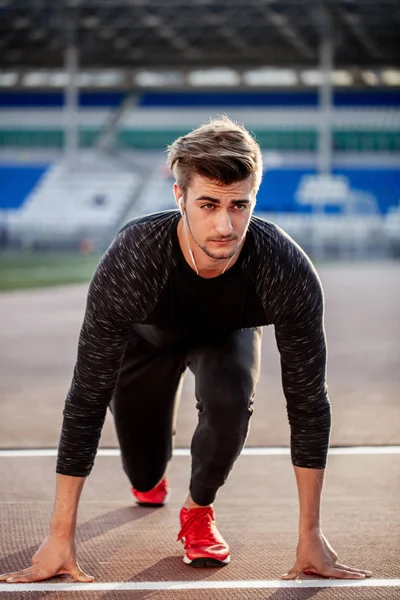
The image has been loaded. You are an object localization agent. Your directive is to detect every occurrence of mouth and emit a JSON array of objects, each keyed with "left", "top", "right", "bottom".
[{"left": 209, "top": 238, "right": 236, "bottom": 245}]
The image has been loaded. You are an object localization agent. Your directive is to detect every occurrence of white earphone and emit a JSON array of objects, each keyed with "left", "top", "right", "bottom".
[{"left": 179, "top": 199, "right": 199, "bottom": 274}]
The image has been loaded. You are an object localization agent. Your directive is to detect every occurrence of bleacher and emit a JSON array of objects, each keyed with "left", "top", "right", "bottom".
[
  {"left": 122, "top": 164, "right": 398, "bottom": 258},
  {"left": 0, "top": 89, "right": 399, "bottom": 256},
  {"left": 257, "top": 167, "right": 400, "bottom": 215},
  {"left": 0, "top": 90, "right": 399, "bottom": 152},
  {"left": 0, "top": 164, "right": 48, "bottom": 210},
  {"left": 3, "top": 153, "right": 140, "bottom": 249}
]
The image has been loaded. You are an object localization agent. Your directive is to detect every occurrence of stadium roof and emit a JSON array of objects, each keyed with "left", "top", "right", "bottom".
[{"left": 0, "top": 0, "right": 399, "bottom": 72}]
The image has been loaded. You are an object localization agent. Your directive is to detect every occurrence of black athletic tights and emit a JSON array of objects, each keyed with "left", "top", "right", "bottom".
[{"left": 110, "top": 324, "right": 262, "bottom": 506}]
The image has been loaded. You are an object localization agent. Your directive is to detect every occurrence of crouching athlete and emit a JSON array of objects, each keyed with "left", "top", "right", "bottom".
[{"left": 1, "top": 117, "right": 371, "bottom": 583}]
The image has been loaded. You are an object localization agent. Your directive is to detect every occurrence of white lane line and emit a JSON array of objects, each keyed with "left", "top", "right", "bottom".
[
  {"left": 0, "top": 446, "right": 399, "bottom": 458},
  {"left": 0, "top": 579, "right": 399, "bottom": 592}
]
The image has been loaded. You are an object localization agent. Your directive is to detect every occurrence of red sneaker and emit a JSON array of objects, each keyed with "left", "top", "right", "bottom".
[
  {"left": 132, "top": 478, "right": 170, "bottom": 507},
  {"left": 177, "top": 506, "right": 230, "bottom": 567}
]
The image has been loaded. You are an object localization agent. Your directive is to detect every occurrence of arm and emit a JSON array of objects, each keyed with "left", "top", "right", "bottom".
[
  {"left": 1, "top": 265, "right": 131, "bottom": 584},
  {"left": 282, "top": 466, "right": 371, "bottom": 580},
  {"left": 273, "top": 251, "right": 371, "bottom": 580},
  {"left": 295, "top": 466, "right": 324, "bottom": 535},
  {"left": 1, "top": 221, "right": 173, "bottom": 585},
  {"left": 50, "top": 474, "right": 86, "bottom": 540},
  {"left": 0, "top": 475, "right": 93, "bottom": 583},
  {"left": 273, "top": 258, "right": 331, "bottom": 471},
  {"left": 1, "top": 235, "right": 138, "bottom": 584},
  {"left": 57, "top": 256, "right": 134, "bottom": 477}
]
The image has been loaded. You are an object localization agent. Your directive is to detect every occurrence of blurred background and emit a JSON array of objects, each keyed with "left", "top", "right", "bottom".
[
  {"left": 0, "top": 5, "right": 399, "bottom": 582},
  {"left": 0, "top": 0, "right": 399, "bottom": 291}
]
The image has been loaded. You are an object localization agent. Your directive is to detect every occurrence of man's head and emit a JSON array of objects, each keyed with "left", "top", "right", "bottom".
[
  {"left": 167, "top": 117, "right": 263, "bottom": 265},
  {"left": 167, "top": 115, "right": 263, "bottom": 199}
]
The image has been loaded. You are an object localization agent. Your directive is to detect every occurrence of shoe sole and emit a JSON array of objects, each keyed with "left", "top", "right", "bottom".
[
  {"left": 136, "top": 501, "right": 166, "bottom": 507},
  {"left": 183, "top": 555, "right": 230, "bottom": 568}
]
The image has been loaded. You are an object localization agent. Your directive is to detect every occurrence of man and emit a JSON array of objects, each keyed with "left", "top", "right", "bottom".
[{"left": 1, "top": 117, "right": 371, "bottom": 583}]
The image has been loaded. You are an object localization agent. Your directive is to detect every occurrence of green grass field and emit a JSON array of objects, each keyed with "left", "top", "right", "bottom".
[
  {"left": 0, "top": 250, "right": 341, "bottom": 292},
  {"left": 0, "top": 251, "right": 102, "bottom": 291}
]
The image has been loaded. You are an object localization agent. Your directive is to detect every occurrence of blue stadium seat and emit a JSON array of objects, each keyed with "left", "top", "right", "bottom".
[
  {"left": 0, "top": 165, "right": 48, "bottom": 210},
  {"left": 257, "top": 168, "right": 400, "bottom": 216}
]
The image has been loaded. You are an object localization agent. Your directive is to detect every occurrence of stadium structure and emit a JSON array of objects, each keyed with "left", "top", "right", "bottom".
[{"left": 0, "top": 0, "right": 399, "bottom": 258}]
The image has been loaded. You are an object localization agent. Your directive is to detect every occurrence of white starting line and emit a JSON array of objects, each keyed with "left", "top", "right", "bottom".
[
  {"left": 0, "top": 579, "right": 399, "bottom": 592},
  {"left": 0, "top": 446, "right": 399, "bottom": 458}
]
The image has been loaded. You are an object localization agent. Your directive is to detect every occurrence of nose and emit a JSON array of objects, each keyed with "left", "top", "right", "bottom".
[{"left": 214, "top": 210, "right": 233, "bottom": 236}]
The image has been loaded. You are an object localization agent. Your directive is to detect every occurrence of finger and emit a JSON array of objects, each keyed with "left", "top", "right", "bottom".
[
  {"left": 68, "top": 564, "right": 94, "bottom": 583},
  {"left": 0, "top": 572, "right": 24, "bottom": 581},
  {"left": 5, "top": 570, "right": 46, "bottom": 583},
  {"left": 325, "top": 567, "right": 366, "bottom": 580},
  {"left": 334, "top": 563, "right": 372, "bottom": 577},
  {"left": 0, "top": 572, "right": 23, "bottom": 581},
  {"left": 304, "top": 566, "right": 368, "bottom": 580},
  {"left": 2, "top": 566, "right": 39, "bottom": 582},
  {"left": 281, "top": 566, "right": 303, "bottom": 580}
]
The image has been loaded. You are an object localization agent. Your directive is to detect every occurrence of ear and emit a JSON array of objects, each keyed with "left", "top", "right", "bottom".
[{"left": 173, "top": 183, "right": 184, "bottom": 213}]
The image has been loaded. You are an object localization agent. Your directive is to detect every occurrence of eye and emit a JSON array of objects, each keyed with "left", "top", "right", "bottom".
[
  {"left": 233, "top": 204, "right": 248, "bottom": 211},
  {"left": 200, "top": 203, "right": 216, "bottom": 209}
]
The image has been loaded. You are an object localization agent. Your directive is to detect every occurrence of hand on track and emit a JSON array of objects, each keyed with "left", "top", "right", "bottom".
[
  {"left": 281, "top": 529, "right": 372, "bottom": 580},
  {"left": 0, "top": 535, "right": 94, "bottom": 584}
]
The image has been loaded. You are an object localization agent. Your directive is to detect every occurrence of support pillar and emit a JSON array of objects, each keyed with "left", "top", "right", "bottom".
[
  {"left": 312, "top": 7, "right": 334, "bottom": 259},
  {"left": 64, "top": 21, "right": 79, "bottom": 173},
  {"left": 318, "top": 9, "right": 334, "bottom": 175}
]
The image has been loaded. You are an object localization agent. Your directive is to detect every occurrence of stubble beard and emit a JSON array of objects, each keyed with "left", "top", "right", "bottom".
[
  {"left": 185, "top": 215, "right": 242, "bottom": 261},
  {"left": 197, "top": 241, "right": 240, "bottom": 261}
]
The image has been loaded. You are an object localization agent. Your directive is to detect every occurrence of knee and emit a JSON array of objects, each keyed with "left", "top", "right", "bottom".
[{"left": 196, "top": 363, "right": 256, "bottom": 419}]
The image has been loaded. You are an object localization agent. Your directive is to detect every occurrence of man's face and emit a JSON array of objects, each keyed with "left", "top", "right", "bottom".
[{"left": 174, "top": 173, "right": 255, "bottom": 261}]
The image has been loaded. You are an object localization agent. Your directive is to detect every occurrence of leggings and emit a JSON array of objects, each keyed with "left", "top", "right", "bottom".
[{"left": 110, "top": 325, "right": 262, "bottom": 506}]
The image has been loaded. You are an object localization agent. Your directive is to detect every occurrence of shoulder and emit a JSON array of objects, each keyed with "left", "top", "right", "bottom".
[
  {"left": 249, "top": 215, "right": 302, "bottom": 254},
  {"left": 88, "top": 210, "right": 179, "bottom": 321},
  {"left": 111, "top": 209, "right": 179, "bottom": 262},
  {"left": 119, "top": 210, "right": 180, "bottom": 240},
  {"left": 248, "top": 215, "right": 323, "bottom": 321},
  {"left": 249, "top": 215, "right": 313, "bottom": 275}
]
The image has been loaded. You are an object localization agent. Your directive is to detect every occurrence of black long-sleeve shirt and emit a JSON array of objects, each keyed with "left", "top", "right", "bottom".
[{"left": 57, "top": 210, "right": 331, "bottom": 476}]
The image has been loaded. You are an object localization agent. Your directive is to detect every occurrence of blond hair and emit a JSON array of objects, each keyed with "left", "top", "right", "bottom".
[{"left": 166, "top": 115, "right": 263, "bottom": 196}]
